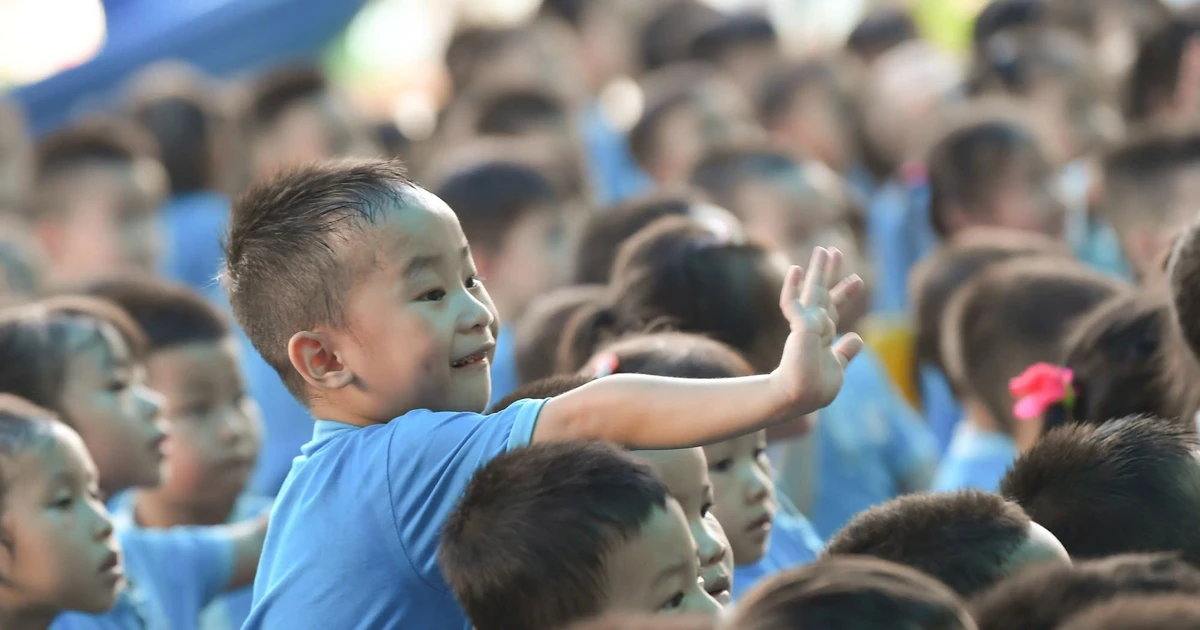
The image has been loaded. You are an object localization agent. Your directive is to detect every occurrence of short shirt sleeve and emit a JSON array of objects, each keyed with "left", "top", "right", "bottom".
[
  {"left": 121, "top": 525, "right": 237, "bottom": 613},
  {"left": 386, "top": 398, "right": 549, "bottom": 591}
]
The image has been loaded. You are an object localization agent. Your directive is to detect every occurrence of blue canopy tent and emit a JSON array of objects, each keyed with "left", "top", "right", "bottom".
[{"left": 12, "top": 0, "right": 371, "bottom": 136}]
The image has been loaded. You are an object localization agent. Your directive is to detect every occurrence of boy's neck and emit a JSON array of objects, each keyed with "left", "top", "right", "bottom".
[
  {"left": 0, "top": 605, "right": 57, "bottom": 630},
  {"left": 963, "top": 401, "right": 1004, "bottom": 435},
  {"left": 134, "top": 490, "right": 236, "bottom": 528}
]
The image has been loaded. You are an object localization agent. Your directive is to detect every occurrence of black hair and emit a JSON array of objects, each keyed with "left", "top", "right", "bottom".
[
  {"left": 222, "top": 159, "right": 416, "bottom": 401},
  {"left": 689, "top": 146, "right": 794, "bottom": 212},
  {"left": 474, "top": 90, "right": 569, "bottom": 137},
  {"left": 439, "top": 440, "right": 671, "bottom": 630},
  {"left": 491, "top": 373, "right": 592, "bottom": 413},
  {"left": 130, "top": 94, "right": 216, "bottom": 194},
  {"left": 756, "top": 59, "right": 847, "bottom": 131},
  {"left": 972, "top": 0, "right": 1046, "bottom": 51},
  {"left": 0, "top": 297, "right": 148, "bottom": 420},
  {"left": 560, "top": 215, "right": 786, "bottom": 374},
  {"left": 1001, "top": 417, "right": 1200, "bottom": 565},
  {"left": 824, "top": 490, "right": 1033, "bottom": 597},
  {"left": 970, "top": 553, "right": 1200, "bottom": 630},
  {"left": 513, "top": 285, "right": 608, "bottom": 384},
  {"left": 0, "top": 395, "right": 61, "bottom": 511},
  {"left": 639, "top": 0, "right": 723, "bottom": 73},
  {"left": 728, "top": 556, "right": 976, "bottom": 630},
  {"left": 1101, "top": 125, "right": 1200, "bottom": 227},
  {"left": 434, "top": 160, "right": 557, "bottom": 253},
  {"left": 926, "top": 114, "right": 1047, "bottom": 238},
  {"left": 1125, "top": 10, "right": 1200, "bottom": 124},
  {"left": 1169, "top": 219, "right": 1200, "bottom": 362},
  {"left": 80, "top": 276, "right": 231, "bottom": 352},
  {"left": 572, "top": 191, "right": 703, "bottom": 285},
  {"left": 689, "top": 14, "right": 778, "bottom": 64},
  {"left": 247, "top": 65, "right": 328, "bottom": 131},
  {"left": 940, "top": 257, "right": 1124, "bottom": 434},
  {"left": 629, "top": 90, "right": 697, "bottom": 174},
  {"left": 1059, "top": 595, "right": 1200, "bottom": 630},
  {"left": 846, "top": 8, "right": 918, "bottom": 62},
  {"left": 1056, "top": 290, "right": 1175, "bottom": 432}
]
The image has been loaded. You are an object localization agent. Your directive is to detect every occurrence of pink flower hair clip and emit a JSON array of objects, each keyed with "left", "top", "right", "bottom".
[{"left": 1009, "top": 363, "right": 1075, "bottom": 421}]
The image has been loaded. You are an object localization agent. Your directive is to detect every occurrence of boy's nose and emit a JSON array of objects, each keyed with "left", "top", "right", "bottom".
[
  {"left": 90, "top": 503, "right": 115, "bottom": 540},
  {"left": 456, "top": 291, "right": 496, "bottom": 332},
  {"left": 744, "top": 472, "right": 771, "bottom": 505}
]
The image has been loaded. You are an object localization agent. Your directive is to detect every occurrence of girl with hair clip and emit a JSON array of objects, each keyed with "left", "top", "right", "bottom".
[
  {"left": 582, "top": 332, "right": 823, "bottom": 602},
  {"left": 0, "top": 395, "right": 123, "bottom": 630},
  {"left": 0, "top": 298, "right": 265, "bottom": 630},
  {"left": 562, "top": 214, "right": 935, "bottom": 540}
]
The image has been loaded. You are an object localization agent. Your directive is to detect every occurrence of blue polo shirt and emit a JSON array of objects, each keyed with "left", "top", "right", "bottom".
[
  {"left": 243, "top": 399, "right": 546, "bottom": 630},
  {"left": 52, "top": 526, "right": 234, "bottom": 630},
  {"left": 933, "top": 422, "right": 1019, "bottom": 493}
]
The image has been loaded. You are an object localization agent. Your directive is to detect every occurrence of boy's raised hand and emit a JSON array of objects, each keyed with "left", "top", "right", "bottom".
[{"left": 771, "top": 247, "right": 864, "bottom": 411}]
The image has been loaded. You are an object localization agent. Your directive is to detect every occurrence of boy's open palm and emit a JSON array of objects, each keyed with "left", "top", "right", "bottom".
[{"left": 772, "top": 247, "right": 864, "bottom": 411}]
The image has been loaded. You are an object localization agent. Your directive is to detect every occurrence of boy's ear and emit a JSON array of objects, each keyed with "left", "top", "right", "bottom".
[{"left": 287, "top": 331, "right": 355, "bottom": 391}]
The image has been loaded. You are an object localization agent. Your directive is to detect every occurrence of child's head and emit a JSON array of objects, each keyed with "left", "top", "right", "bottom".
[
  {"left": 248, "top": 65, "right": 370, "bottom": 178},
  {"left": 1168, "top": 219, "right": 1200, "bottom": 362},
  {"left": 572, "top": 190, "right": 741, "bottom": 285},
  {"left": 0, "top": 395, "right": 122, "bottom": 617},
  {"left": 224, "top": 159, "right": 500, "bottom": 422},
  {"left": 439, "top": 440, "right": 720, "bottom": 629},
  {"left": 926, "top": 111, "right": 1065, "bottom": 240},
  {"left": 1101, "top": 126, "right": 1200, "bottom": 277},
  {"left": 537, "top": 0, "right": 639, "bottom": 91},
  {"left": 970, "top": 553, "right": 1200, "bottom": 630},
  {"left": 1124, "top": 11, "right": 1200, "bottom": 124},
  {"left": 972, "top": 0, "right": 1045, "bottom": 53},
  {"left": 909, "top": 227, "right": 1069, "bottom": 372},
  {"left": 757, "top": 58, "right": 858, "bottom": 172},
  {"left": 472, "top": 89, "right": 577, "bottom": 156},
  {"left": 561, "top": 215, "right": 787, "bottom": 374},
  {"left": 845, "top": 8, "right": 919, "bottom": 66},
  {"left": 1058, "top": 290, "right": 1175, "bottom": 431},
  {"left": 1001, "top": 416, "right": 1200, "bottom": 565},
  {"left": 513, "top": 285, "right": 607, "bottom": 384},
  {"left": 1057, "top": 595, "right": 1200, "bottom": 630},
  {"left": 128, "top": 90, "right": 220, "bottom": 197},
  {"left": 434, "top": 160, "right": 566, "bottom": 319},
  {"left": 630, "top": 65, "right": 762, "bottom": 186},
  {"left": 584, "top": 333, "right": 756, "bottom": 575},
  {"left": 688, "top": 14, "right": 780, "bottom": 98},
  {"left": 638, "top": 1, "right": 723, "bottom": 73},
  {"left": 940, "top": 258, "right": 1124, "bottom": 447},
  {"left": 80, "top": 277, "right": 259, "bottom": 519},
  {"left": 723, "top": 556, "right": 977, "bottom": 630},
  {"left": 824, "top": 490, "right": 1069, "bottom": 597},
  {"left": 31, "top": 118, "right": 166, "bottom": 284},
  {"left": 689, "top": 147, "right": 867, "bottom": 307},
  {"left": 0, "top": 298, "right": 163, "bottom": 497}
]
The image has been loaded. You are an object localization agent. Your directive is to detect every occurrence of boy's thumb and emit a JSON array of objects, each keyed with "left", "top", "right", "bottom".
[{"left": 833, "top": 334, "right": 864, "bottom": 367}]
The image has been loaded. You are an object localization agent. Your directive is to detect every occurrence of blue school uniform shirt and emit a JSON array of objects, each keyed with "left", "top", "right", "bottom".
[
  {"left": 487, "top": 325, "right": 519, "bottom": 409},
  {"left": 583, "top": 103, "right": 651, "bottom": 206},
  {"left": 52, "top": 526, "right": 234, "bottom": 630},
  {"left": 932, "top": 422, "right": 1019, "bottom": 493},
  {"left": 158, "top": 191, "right": 231, "bottom": 295},
  {"left": 919, "top": 364, "right": 963, "bottom": 456},
  {"left": 731, "top": 512, "right": 824, "bottom": 601},
  {"left": 105, "top": 493, "right": 270, "bottom": 630},
  {"left": 867, "top": 175, "right": 936, "bottom": 315},
  {"left": 810, "top": 349, "right": 939, "bottom": 540},
  {"left": 240, "top": 330, "right": 314, "bottom": 498},
  {"left": 243, "top": 399, "right": 546, "bottom": 630}
]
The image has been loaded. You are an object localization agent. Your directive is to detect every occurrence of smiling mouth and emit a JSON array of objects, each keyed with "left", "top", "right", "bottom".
[{"left": 451, "top": 345, "right": 493, "bottom": 369}]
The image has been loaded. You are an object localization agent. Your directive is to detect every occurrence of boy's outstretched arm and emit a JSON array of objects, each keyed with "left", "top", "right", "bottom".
[{"left": 533, "top": 248, "right": 864, "bottom": 448}]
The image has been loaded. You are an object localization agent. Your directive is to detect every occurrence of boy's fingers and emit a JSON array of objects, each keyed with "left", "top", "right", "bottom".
[
  {"left": 800, "top": 248, "right": 829, "bottom": 307},
  {"left": 780, "top": 265, "right": 803, "bottom": 314},
  {"left": 829, "top": 275, "right": 864, "bottom": 312},
  {"left": 833, "top": 333, "right": 864, "bottom": 367},
  {"left": 822, "top": 248, "right": 844, "bottom": 290}
]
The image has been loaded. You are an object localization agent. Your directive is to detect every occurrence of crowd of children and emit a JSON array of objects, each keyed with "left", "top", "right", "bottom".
[{"left": 6, "top": 0, "right": 1200, "bottom": 628}]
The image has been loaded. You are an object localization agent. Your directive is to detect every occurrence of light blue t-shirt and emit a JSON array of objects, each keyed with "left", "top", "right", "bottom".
[
  {"left": 868, "top": 176, "right": 936, "bottom": 315},
  {"left": 243, "top": 400, "right": 546, "bottom": 630},
  {"left": 932, "top": 422, "right": 1019, "bottom": 493},
  {"left": 52, "top": 526, "right": 235, "bottom": 630},
  {"left": 731, "top": 512, "right": 824, "bottom": 601},
  {"left": 809, "top": 349, "right": 939, "bottom": 539},
  {"left": 106, "top": 493, "right": 270, "bottom": 630},
  {"left": 583, "top": 102, "right": 651, "bottom": 206}
]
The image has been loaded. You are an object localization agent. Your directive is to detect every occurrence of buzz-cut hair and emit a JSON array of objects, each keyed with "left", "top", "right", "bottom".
[
  {"left": 1101, "top": 124, "right": 1200, "bottom": 228},
  {"left": 221, "top": 159, "right": 418, "bottom": 401},
  {"left": 824, "top": 490, "right": 1033, "bottom": 597},
  {"left": 970, "top": 553, "right": 1200, "bottom": 630},
  {"left": 1001, "top": 417, "right": 1200, "bottom": 565},
  {"left": 1058, "top": 595, "right": 1200, "bottom": 630},
  {"left": 940, "top": 257, "right": 1125, "bottom": 434},
  {"left": 439, "top": 440, "right": 671, "bottom": 630}
]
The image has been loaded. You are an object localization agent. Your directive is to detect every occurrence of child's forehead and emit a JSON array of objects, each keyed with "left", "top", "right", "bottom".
[
  {"left": 363, "top": 189, "right": 467, "bottom": 261},
  {"left": 8, "top": 426, "right": 90, "bottom": 491}
]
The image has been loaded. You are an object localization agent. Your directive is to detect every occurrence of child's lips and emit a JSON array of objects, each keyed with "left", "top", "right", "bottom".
[
  {"left": 746, "top": 514, "right": 773, "bottom": 535},
  {"left": 704, "top": 572, "right": 732, "bottom": 605},
  {"left": 98, "top": 550, "right": 123, "bottom": 581},
  {"left": 450, "top": 343, "right": 495, "bottom": 369}
]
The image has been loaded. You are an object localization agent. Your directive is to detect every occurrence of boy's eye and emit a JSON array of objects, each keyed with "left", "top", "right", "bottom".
[
  {"left": 709, "top": 459, "right": 733, "bottom": 474},
  {"left": 419, "top": 289, "right": 446, "bottom": 302},
  {"left": 660, "top": 592, "right": 686, "bottom": 612},
  {"left": 51, "top": 495, "right": 73, "bottom": 510}
]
